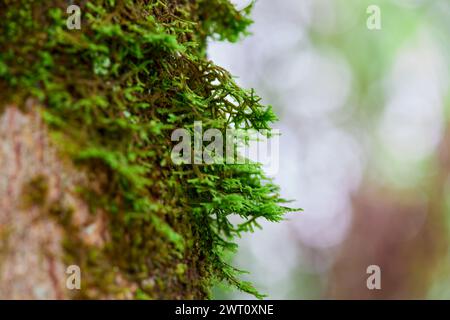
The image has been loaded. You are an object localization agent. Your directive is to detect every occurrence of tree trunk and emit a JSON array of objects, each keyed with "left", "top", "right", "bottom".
[
  {"left": 0, "top": 102, "right": 112, "bottom": 299},
  {"left": 0, "top": 0, "right": 290, "bottom": 299}
]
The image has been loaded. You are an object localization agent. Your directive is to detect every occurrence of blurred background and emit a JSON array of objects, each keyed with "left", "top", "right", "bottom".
[{"left": 209, "top": 0, "right": 450, "bottom": 299}]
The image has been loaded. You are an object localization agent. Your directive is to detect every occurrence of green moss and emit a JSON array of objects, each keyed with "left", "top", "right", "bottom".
[
  {"left": 21, "top": 175, "right": 49, "bottom": 209},
  {"left": 0, "top": 0, "right": 297, "bottom": 299},
  {"left": 0, "top": 226, "right": 12, "bottom": 271},
  {"left": 48, "top": 200, "right": 74, "bottom": 227}
]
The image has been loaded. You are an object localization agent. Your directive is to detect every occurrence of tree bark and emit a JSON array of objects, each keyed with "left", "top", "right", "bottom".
[{"left": 0, "top": 102, "right": 118, "bottom": 299}]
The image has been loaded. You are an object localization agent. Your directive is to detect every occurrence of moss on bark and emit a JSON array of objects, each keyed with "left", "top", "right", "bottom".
[{"left": 0, "top": 0, "right": 296, "bottom": 299}]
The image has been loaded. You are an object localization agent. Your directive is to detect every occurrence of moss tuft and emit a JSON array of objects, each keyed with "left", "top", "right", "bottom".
[{"left": 21, "top": 175, "right": 49, "bottom": 209}]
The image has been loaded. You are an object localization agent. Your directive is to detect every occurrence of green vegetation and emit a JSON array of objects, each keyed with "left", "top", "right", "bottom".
[{"left": 0, "top": 0, "right": 296, "bottom": 299}]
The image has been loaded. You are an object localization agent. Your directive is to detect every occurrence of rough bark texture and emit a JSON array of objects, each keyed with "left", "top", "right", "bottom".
[{"left": 0, "top": 102, "right": 118, "bottom": 299}]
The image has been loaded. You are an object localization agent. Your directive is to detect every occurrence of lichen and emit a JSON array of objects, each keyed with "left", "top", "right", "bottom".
[{"left": 0, "top": 0, "right": 296, "bottom": 299}]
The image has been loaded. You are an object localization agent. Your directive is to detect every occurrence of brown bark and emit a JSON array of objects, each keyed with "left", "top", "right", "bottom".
[{"left": 0, "top": 102, "right": 111, "bottom": 299}]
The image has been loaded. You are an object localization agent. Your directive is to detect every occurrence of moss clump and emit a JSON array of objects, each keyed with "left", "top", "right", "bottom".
[
  {"left": 0, "top": 0, "right": 296, "bottom": 299},
  {"left": 21, "top": 175, "right": 49, "bottom": 209}
]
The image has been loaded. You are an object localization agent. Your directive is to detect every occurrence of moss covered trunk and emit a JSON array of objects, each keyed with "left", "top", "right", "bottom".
[{"left": 0, "top": 0, "right": 293, "bottom": 299}]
